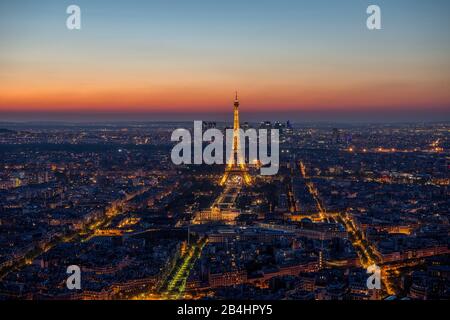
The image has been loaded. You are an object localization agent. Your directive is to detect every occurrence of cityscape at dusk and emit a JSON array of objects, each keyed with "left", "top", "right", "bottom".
[{"left": 0, "top": 0, "right": 449, "bottom": 311}]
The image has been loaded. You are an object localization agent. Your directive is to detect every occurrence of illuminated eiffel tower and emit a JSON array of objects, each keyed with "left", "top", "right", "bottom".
[{"left": 220, "top": 92, "right": 252, "bottom": 186}]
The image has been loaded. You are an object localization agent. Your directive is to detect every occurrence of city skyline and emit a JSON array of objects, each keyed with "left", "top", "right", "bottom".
[
  {"left": 1, "top": 117, "right": 448, "bottom": 301},
  {"left": 0, "top": 1, "right": 449, "bottom": 304},
  {"left": 0, "top": 87, "right": 449, "bottom": 302},
  {"left": 1, "top": 0, "right": 450, "bottom": 121}
]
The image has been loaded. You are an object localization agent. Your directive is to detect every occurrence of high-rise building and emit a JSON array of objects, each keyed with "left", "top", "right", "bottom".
[{"left": 332, "top": 128, "right": 340, "bottom": 144}]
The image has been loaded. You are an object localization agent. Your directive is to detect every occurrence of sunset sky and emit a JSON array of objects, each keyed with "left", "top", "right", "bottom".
[{"left": 1, "top": 0, "right": 450, "bottom": 121}]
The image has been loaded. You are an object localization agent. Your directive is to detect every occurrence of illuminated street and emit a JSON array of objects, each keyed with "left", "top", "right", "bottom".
[{"left": 299, "top": 161, "right": 397, "bottom": 296}]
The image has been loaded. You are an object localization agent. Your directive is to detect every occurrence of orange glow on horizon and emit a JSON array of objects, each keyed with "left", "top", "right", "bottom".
[
  {"left": 1, "top": 49, "right": 449, "bottom": 114},
  {"left": 1, "top": 82, "right": 449, "bottom": 113}
]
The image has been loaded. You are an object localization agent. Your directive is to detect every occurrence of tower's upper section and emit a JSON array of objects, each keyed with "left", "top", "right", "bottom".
[
  {"left": 233, "top": 92, "right": 240, "bottom": 131},
  {"left": 234, "top": 91, "right": 239, "bottom": 109}
]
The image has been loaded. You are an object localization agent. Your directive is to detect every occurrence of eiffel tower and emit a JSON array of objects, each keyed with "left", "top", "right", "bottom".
[{"left": 220, "top": 92, "right": 252, "bottom": 186}]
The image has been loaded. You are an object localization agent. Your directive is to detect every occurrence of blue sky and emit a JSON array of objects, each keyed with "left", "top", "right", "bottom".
[{"left": 0, "top": 0, "right": 449, "bottom": 121}]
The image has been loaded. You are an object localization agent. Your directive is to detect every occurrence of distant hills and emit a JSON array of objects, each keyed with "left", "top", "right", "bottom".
[{"left": 0, "top": 128, "right": 16, "bottom": 134}]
